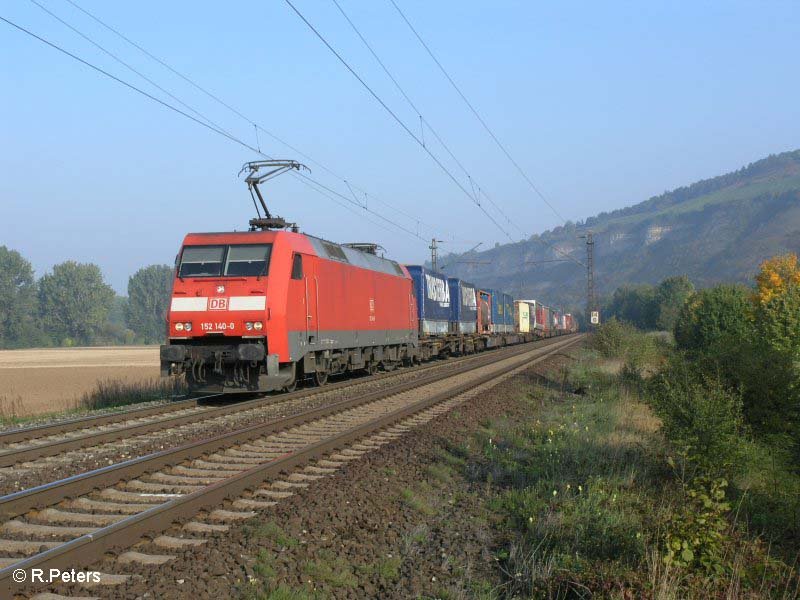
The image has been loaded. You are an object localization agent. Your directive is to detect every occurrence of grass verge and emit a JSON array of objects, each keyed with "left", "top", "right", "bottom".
[{"left": 454, "top": 348, "right": 799, "bottom": 598}]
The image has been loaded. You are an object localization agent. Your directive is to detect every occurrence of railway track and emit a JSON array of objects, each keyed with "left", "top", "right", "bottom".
[
  {"left": 0, "top": 340, "right": 553, "bottom": 469},
  {"left": 0, "top": 334, "right": 582, "bottom": 598}
]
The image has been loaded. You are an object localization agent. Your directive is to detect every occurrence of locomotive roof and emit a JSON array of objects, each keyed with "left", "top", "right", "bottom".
[{"left": 183, "top": 230, "right": 408, "bottom": 279}]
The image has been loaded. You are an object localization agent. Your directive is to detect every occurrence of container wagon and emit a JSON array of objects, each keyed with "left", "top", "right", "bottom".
[
  {"left": 514, "top": 300, "right": 533, "bottom": 333},
  {"left": 477, "top": 289, "right": 492, "bottom": 333},
  {"left": 502, "top": 293, "right": 515, "bottom": 332},
  {"left": 447, "top": 277, "right": 478, "bottom": 334},
  {"left": 539, "top": 305, "right": 552, "bottom": 337},
  {"left": 552, "top": 309, "right": 562, "bottom": 334},
  {"left": 406, "top": 266, "right": 451, "bottom": 336},
  {"left": 488, "top": 289, "right": 514, "bottom": 334}
]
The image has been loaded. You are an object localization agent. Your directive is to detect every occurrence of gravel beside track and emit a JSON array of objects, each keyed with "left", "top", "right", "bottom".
[{"left": 1, "top": 335, "right": 581, "bottom": 598}]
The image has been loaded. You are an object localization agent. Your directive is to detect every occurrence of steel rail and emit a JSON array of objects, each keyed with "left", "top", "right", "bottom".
[
  {"left": 0, "top": 393, "right": 223, "bottom": 445},
  {"left": 0, "top": 334, "right": 582, "bottom": 596},
  {"left": 3, "top": 338, "right": 535, "bottom": 445},
  {"left": 0, "top": 339, "right": 550, "bottom": 466},
  {"left": 0, "top": 335, "right": 575, "bottom": 518}
]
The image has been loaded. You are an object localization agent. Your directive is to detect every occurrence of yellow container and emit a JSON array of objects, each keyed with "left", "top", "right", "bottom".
[{"left": 515, "top": 300, "right": 531, "bottom": 333}]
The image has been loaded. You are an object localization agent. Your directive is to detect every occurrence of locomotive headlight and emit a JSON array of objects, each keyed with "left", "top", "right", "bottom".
[
  {"left": 184, "top": 322, "right": 192, "bottom": 332},
  {"left": 245, "top": 322, "right": 253, "bottom": 331},
  {"left": 174, "top": 322, "right": 184, "bottom": 331},
  {"left": 253, "top": 321, "right": 263, "bottom": 331}
]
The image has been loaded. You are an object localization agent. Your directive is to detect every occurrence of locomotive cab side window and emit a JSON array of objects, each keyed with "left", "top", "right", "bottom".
[
  {"left": 225, "top": 244, "right": 272, "bottom": 276},
  {"left": 291, "top": 254, "right": 303, "bottom": 280}
]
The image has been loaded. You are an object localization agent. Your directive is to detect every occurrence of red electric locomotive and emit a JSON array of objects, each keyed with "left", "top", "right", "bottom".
[
  {"left": 160, "top": 159, "right": 576, "bottom": 393},
  {"left": 160, "top": 160, "right": 418, "bottom": 392},
  {"left": 161, "top": 230, "right": 417, "bottom": 392}
]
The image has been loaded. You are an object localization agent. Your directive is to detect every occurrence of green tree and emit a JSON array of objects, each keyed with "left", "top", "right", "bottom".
[
  {"left": 750, "top": 282, "right": 800, "bottom": 451},
  {"left": 38, "top": 261, "right": 116, "bottom": 345},
  {"left": 125, "top": 265, "right": 173, "bottom": 343},
  {"left": 673, "top": 284, "right": 753, "bottom": 356},
  {"left": 605, "top": 284, "right": 657, "bottom": 329},
  {"left": 0, "top": 246, "right": 48, "bottom": 348},
  {"left": 672, "top": 284, "right": 756, "bottom": 414},
  {"left": 654, "top": 276, "right": 695, "bottom": 331}
]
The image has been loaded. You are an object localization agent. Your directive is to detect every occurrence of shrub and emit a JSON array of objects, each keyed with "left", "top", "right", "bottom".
[
  {"left": 592, "top": 318, "right": 661, "bottom": 377},
  {"left": 647, "top": 357, "right": 743, "bottom": 474},
  {"left": 664, "top": 477, "right": 730, "bottom": 574},
  {"left": 592, "top": 318, "right": 639, "bottom": 359}
]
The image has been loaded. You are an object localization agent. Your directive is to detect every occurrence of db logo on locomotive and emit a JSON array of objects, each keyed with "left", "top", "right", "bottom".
[{"left": 208, "top": 297, "right": 229, "bottom": 311}]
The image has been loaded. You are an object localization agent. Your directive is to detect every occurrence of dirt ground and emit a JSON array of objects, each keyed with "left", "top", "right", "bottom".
[{"left": 0, "top": 346, "right": 159, "bottom": 417}]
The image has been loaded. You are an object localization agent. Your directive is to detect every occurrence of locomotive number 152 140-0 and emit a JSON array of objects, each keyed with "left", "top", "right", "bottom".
[{"left": 200, "top": 322, "right": 236, "bottom": 332}]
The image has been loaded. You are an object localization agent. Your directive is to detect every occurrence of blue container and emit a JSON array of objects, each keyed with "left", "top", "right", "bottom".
[
  {"left": 486, "top": 289, "right": 515, "bottom": 333},
  {"left": 447, "top": 278, "right": 477, "bottom": 334},
  {"left": 406, "top": 266, "right": 451, "bottom": 335},
  {"left": 502, "top": 293, "right": 515, "bottom": 329},
  {"left": 485, "top": 289, "right": 504, "bottom": 333}
]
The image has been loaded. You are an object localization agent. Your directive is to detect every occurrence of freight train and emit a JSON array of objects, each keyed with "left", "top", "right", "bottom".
[{"left": 159, "top": 228, "right": 577, "bottom": 393}]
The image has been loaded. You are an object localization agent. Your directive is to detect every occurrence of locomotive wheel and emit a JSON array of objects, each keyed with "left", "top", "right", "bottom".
[
  {"left": 283, "top": 377, "right": 298, "bottom": 393},
  {"left": 381, "top": 361, "right": 397, "bottom": 372},
  {"left": 314, "top": 370, "right": 329, "bottom": 386},
  {"left": 364, "top": 362, "right": 378, "bottom": 376}
]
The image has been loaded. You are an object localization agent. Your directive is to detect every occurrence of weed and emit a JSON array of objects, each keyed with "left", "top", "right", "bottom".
[
  {"left": 253, "top": 548, "right": 277, "bottom": 580},
  {"left": 244, "top": 521, "right": 299, "bottom": 549},
  {"left": 401, "top": 524, "right": 429, "bottom": 554},
  {"left": 242, "top": 584, "right": 319, "bottom": 600},
  {"left": 425, "top": 463, "right": 453, "bottom": 484},
  {"left": 302, "top": 549, "right": 358, "bottom": 588},
  {"left": 357, "top": 556, "right": 402, "bottom": 581},
  {"left": 401, "top": 487, "right": 436, "bottom": 516},
  {"left": 663, "top": 477, "right": 730, "bottom": 573},
  {"left": 81, "top": 377, "right": 186, "bottom": 410}
]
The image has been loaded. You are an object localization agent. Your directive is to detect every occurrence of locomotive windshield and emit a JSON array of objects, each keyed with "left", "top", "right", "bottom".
[
  {"left": 225, "top": 244, "right": 272, "bottom": 276},
  {"left": 178, "top": 244, "right": 272, "bottom": 277}
]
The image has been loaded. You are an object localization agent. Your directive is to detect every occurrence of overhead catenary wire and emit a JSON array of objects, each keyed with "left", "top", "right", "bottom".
[
  {"left": 7, "top": 5, "right": 581, "bottom": 267},
  {"left": 289, "top": 0, "right": 582, "bottom": 268},
  {"left": 293, "top": 174, "right": 405, "bottom": 239},
  {"left": 29, "top": 0, "right": 239, "bottom": 140},
  {"left": 61, "top": 0, "right": 440, "bottom": 239},
  {"left": 0, "top": 15, "right": 244, "bottom": 150},
  {"left": 385, "top": 1, "right": 585, "bottom": 268},
  {"left": 284, "top": 0, "right": 516, "bottom": 244},
  {"left": 388, "top": 0, "right": 569, "bottom": 226},
  {"left": 329, "top": 0, "right": 526, "bottom": 239},
  {"left": 0, "top": 11, "right": 433, "bottom": 244}
]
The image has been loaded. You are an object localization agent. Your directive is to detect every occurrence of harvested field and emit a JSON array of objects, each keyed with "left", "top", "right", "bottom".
[{"left": 0, "top": 346, "right": 160, "bottom": 417}]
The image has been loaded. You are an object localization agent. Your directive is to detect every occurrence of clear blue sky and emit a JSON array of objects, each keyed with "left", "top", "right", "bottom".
[{"left": 1, "top": 1, "right": 798, "bottom": 292}]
